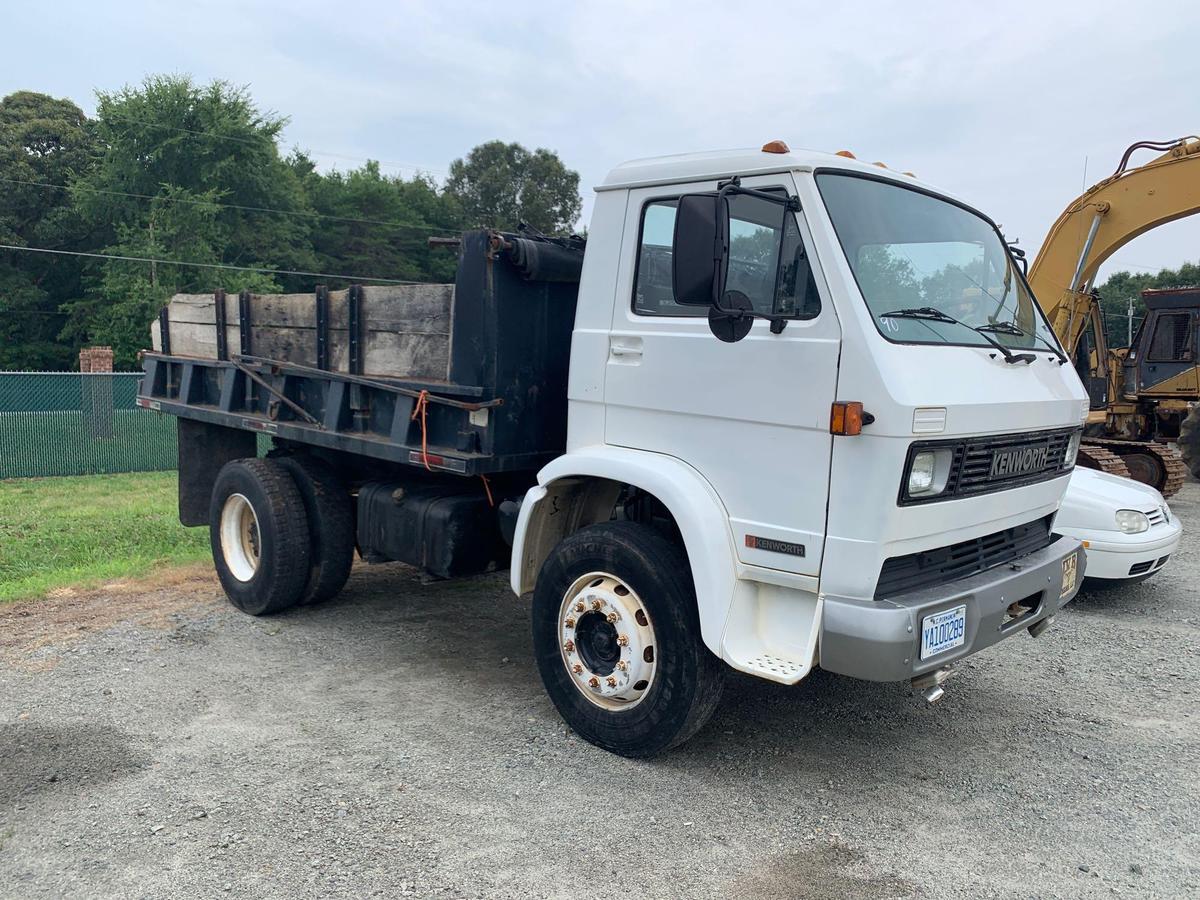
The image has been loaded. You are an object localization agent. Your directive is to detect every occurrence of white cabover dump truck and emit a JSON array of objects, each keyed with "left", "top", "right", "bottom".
[{"left": 140, "top": 141, "right": 1088, "bottom": 756}]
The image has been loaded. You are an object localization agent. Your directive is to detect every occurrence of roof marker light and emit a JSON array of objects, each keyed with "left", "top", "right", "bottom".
[
  {"left": 835, "top": 149, "right": 856, "bottom": 159},
  {"left": 761, "top": 140, "right": 790, "bottom": 154},
  {"left": 873, "top": 161, "right": 888, "bottom": 168}
]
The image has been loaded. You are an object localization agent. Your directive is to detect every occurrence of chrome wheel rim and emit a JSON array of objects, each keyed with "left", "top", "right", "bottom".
[
  {"left": 558, "top": 571, "right": 657, "bottom": 711},
  {"left": 220, "top": 493, "right": 261, "bottom": 582}
]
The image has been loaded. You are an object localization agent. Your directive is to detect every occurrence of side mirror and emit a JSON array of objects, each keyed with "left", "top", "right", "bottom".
[{"left": 672, "top": 192, "right": 727, "bottom": 306}]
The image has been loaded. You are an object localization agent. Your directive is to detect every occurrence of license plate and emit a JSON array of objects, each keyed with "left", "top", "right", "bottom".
[
  {"left": 920, "top": 605, "right": 966, "bottom": 660},
  {"left": 1061, "top": 553, "right": 1078, "bottom": 598}
]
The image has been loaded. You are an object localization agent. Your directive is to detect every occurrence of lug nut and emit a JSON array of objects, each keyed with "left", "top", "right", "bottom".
[
  {"left": 606, "top": 676, "right": 617, "bottom": 687},
  {"left": 617, "top": 635, "right": 629, "bottom": 647},
  {"left": 572, "top": 663, "right": 583, "bottom": 674},
  {"left": 588, "top": 676, "right": 600, "bottom": 689},
  {"left": 574, "top": 601, "right": 585, "bottom": 613},
  {"left": 606, "top": 612, "right": 618, "bottom": 623},
  {"left": 616, "top": 660, "right": 628, "bottom": 671},
  {"left": 563, "top": 639, "right": 575, "bottom": 653},
  {"left": 591, "top": 599, "right": 603, "bottom": 610},
  {"left": 565, "top": 617, "right": 576, "bottom": 628}
]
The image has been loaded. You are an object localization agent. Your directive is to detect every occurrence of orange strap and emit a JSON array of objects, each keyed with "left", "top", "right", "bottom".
[
  {"left": 480, "top": 474, "right": 494, "bottom": 507},
  {"left": 410, "top": 389, "right": 431, "bottom": 471}
]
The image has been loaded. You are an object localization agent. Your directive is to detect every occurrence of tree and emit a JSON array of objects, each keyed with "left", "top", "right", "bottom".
[
  {"left": 0, "top": 91, "right": 97, "bottom": 369},
  {"left": 445, "top": 140, "right": 581, "bottom": 235},
  {"left": 63, "top": 75, "right": 315, "bottom": 366}
]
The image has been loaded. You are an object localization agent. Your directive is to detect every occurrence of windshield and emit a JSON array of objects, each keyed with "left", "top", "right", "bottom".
[{"left": 816, "top": 172, "right": 1060, "bottom": 353}]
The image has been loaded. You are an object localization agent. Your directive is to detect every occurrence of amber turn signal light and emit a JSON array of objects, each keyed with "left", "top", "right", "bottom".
[
  {"left": 761, "top": 140, "right": 790, "bottom": 154},
  {"left": 835, "top": 149, "right": 856, "bottom": 159},
  {"left": 830, "top": 401, "right": 865, "bottom": 435}
]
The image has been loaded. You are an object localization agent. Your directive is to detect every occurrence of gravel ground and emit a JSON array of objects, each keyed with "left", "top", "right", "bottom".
[{"left": 1, "top": 485, "right": 1198, "bottom": 899}]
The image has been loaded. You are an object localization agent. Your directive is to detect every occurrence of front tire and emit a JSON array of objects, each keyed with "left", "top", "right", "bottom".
[
  {"left": 531, "top": 521, "right": 725, "bottom": 757},
  {"left": 209, "top": 458, "right": 311, "bottom": 616}
]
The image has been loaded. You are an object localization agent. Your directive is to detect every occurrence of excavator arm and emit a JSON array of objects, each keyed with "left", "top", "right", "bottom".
[{"left": 1029, "top": 137, "right": 1200, "bottom": 357}]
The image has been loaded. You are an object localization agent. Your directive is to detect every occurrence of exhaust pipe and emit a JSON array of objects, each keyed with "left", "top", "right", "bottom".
[
  {"left": 1028, "top": 615, "right": 1055, "bottom": 638},
  {"left": 912, "top": 666, "right": 952, "bottom": 704}
]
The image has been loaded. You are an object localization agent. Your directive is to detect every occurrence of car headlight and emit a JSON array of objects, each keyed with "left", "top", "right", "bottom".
[
  {"left": 1064, "top": 430, "right": 1081, "bottom": 469},
  {"left": 1115, "top": 509, "right": 1150, "bottom": 534}
]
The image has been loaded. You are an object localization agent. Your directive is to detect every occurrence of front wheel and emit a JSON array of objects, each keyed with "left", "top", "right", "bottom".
[{"left": 531, "top": 521, "right": 725, "bottom": 757}]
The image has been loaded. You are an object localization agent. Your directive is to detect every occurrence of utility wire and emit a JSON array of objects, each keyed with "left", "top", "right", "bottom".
[
  {"left": 0, "top": 243, "right": 422, "bottom": 285},
  {"left": 0, "top": 176, "right": 449, "bottom": 234},
  {"left": 101, "top": 113, "right": 447, "bottom": 175}
]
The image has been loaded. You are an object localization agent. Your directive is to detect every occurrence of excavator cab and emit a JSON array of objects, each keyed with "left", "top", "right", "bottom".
[{"left": 1135, "top": 288, "right": 1200, "bottom": 400}]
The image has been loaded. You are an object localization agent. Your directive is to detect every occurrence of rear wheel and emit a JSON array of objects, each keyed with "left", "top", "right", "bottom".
[
  {"left": 531, "top": 521, "right": 725, "bottom": 757},
  {"left": 276, "top": 455, "right": 356, "bottom": 605},
  {"left": 209, "top": 458, "right": 311, "bottom": 616}
]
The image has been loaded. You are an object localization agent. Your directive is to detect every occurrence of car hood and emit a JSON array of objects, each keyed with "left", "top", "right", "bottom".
[{"left": 1055, "top": 466, "right": 1167, "bottom": 532}]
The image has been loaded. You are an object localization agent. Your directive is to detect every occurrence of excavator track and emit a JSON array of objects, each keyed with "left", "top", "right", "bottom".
[
  {"left": 1080, "top": 438, "right": 1186, "bottom": 497},
  {"left": 1077, "top": 443, "right": 1133, "bottom": 479}
]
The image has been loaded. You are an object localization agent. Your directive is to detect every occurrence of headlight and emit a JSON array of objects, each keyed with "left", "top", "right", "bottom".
[
  {"left": 1064, "top": 430, "right": 1081, "bottom": 469},
  {"left": 908, "top": 451, "right": 936, "bottom": 494},
  {"left": 1115, "top": 509, "right": 1149, "bottom": 534}
]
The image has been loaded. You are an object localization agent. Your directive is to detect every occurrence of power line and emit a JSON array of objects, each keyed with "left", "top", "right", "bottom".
[
  {"left": 0, "top": 243, "right": 421, "bottom": 285},
  {"left": 0, "top": 176, "right": 448, "bottom": 234},
  {"left": 101, "top": 113, "right": 447, "bottom": 175}
]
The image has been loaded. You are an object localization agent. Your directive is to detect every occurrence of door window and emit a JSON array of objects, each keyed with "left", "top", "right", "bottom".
[
  {"left": 1147, "top": 313, "right": 1193, "bottom": 361},
  {"left": 632, "top": 195, "right": 820, "bottom": 319}
]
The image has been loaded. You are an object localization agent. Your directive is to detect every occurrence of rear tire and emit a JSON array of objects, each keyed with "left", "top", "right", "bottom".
[
  {"left": 276, "top": 455, "right": 356, "bottom": 605},
  {"left": 531, "top": 521, "right": 725, "bottom": 757},
  {"left": 209, "top": 458, "right": 311, "bottom": 616}
]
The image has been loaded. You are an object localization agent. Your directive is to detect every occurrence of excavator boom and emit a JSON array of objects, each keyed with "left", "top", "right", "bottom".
[
  {"left": 1029, "top": 137, "right": 1200, "bottom": 496},
  {"left": 1029, "top": 137, "right": 1200, "bottom": 357}
]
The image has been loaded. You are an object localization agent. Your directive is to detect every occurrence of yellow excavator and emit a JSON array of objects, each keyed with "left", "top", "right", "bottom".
[{"left": 1028, "top": 136, "right": 1200, "bottom": 496}]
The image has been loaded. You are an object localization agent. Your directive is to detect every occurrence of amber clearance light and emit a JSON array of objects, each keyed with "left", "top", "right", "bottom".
[
  {"left": 830, "top": 401, "right": 867, "bottom": 436},
  {"left": 761, "top": 140, "right": 790, "bottom": 154}
]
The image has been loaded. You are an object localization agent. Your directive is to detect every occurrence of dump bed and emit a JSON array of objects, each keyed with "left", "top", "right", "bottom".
[{"left": 139, "top": 230, "right": 583, "bottom": 476}]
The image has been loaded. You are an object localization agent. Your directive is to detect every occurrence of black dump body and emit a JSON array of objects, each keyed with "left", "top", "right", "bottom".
[{"left": 139, "top": 230, "right": 584, "bottom": 481}]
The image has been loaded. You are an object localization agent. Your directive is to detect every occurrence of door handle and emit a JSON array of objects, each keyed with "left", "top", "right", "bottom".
[{"left": 608, "top": 337, "right": 643, "bottom": 361}]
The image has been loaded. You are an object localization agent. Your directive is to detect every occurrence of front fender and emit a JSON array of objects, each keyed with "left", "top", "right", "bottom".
[{"left": 509, "top": 445, "right": 737, "bottom": 653}]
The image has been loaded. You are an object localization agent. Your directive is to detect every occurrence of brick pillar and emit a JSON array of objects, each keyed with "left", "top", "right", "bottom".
[
  {"left": 79, "top": 346, "right": 114, "bottom": 373},
  {"left": 79, "top": 346, "right": 115, "bottom": 437}
]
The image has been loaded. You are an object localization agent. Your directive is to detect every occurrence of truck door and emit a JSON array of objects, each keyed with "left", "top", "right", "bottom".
[{"left": 603, "top": 174, "right": 841, "bottom": 578}]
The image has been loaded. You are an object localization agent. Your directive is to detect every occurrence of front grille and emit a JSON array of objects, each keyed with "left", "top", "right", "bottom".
[
  {"left": 900, "top": 428, "right": 1077, "bottom": 505},
  {"left": 1146, "top": 508, "right": 1166, "bottom": 527},
  {"left": 1129, "top": 560, "right": 1154, "bottom": 576},
  {"left": 875, "top": 515, "right": 1055, "bottom": 600}
]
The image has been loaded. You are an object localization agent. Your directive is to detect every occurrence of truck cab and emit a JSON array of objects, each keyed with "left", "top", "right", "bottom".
[{"left": 511, "top": 143, "right": 1087, "bottom": 752}]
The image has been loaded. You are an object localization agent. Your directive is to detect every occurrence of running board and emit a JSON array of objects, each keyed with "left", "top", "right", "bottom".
[{"left": 720, "top": 582, "right": 821, "bottom": 685}]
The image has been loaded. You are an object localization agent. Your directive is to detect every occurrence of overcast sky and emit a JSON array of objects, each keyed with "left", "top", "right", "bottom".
[{"left": 5, "top": 0, "right": 1199, "bottom": 281}]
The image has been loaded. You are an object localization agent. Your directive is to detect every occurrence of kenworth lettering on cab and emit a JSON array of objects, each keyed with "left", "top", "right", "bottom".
[{"left": 139, "top": 141, "right": 1088, "bottom": 756}]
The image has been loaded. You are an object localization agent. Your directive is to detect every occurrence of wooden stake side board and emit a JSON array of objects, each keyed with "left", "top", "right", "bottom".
[{"left": 150, "top": 285, "right": 455, "bottom": 381}]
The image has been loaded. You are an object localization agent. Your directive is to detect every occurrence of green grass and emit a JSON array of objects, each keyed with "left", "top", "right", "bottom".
[{"left": 0, "top": 472, "right": 209, "bottom": 602}]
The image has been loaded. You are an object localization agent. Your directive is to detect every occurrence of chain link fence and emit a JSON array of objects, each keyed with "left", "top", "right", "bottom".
[{"left": 0, "top": 372, "right": 177, "bottom": 479}]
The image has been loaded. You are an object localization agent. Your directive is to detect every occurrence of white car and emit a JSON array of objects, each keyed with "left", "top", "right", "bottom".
[{"left": 1055, "top": 466, "right": 1182, "bottom": 585}]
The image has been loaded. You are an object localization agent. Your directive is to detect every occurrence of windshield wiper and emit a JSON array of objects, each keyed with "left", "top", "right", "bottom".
[
  {"left": 880, "top": 307, "right": 1036, "bottom": 365},
  {"left": 976, "top": 321, "right": 1069, "bottom": 364}
]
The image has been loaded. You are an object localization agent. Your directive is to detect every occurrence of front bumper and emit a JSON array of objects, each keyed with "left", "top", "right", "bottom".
[
  {"left": 1058, "top": 524, "right": 1181, "bottom": 581},
  {"left": 819, "top": 536, "right": 1086, "bottom": 682}
]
